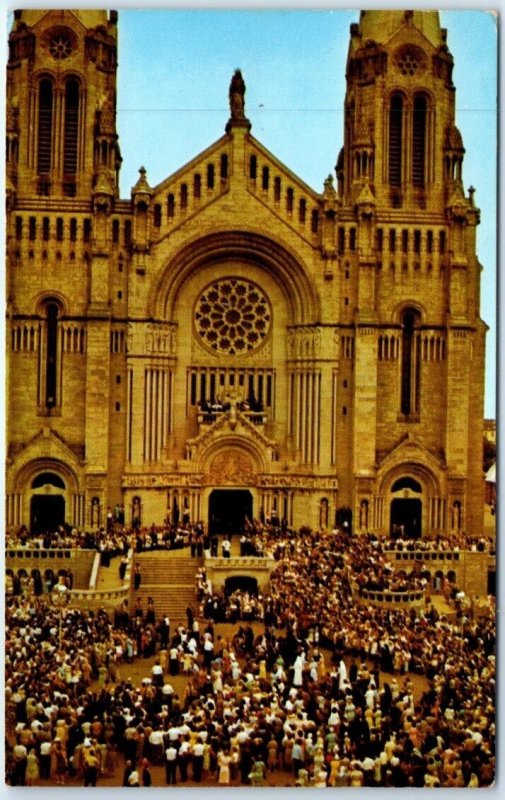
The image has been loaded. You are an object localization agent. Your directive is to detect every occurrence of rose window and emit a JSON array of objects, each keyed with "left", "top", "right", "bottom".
[
  {"left": 195, "top": 278, "right": 271, "bottom": 355},
  {"left": 49, "top": 34, "right": 73, "bottom": 59},
  {"left": 394, "top": 47, "right": 426, "bottom": 77}
]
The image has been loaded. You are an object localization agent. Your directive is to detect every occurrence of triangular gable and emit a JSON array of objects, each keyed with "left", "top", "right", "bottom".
[
  {"left": 148, "top": 127, "right": 324, "bottom": 248},
  {"left": 377, "top": 432, "right": 445, "bottom": 475},
  {"left": 8, "top": 427, "right": 84, "bottom": 477},
  {"left": 383, "top": 20, "right": 438, "bottom": 53}
]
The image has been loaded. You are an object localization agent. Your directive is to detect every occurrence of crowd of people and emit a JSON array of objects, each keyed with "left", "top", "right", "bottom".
[
  {"left": 6, "top": 522, "right": 194, "bottom": 556},
  {"left": 5, "top": 521, "right": 495, "bottom": 788}
]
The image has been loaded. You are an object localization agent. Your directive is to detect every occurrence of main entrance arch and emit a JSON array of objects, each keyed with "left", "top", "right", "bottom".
[
  {"left": 29, "top": 471, "right": 66, "bottom": 533},
  {"left": 390, "top": 476, "right": 422, "bottom": 538},
  {"left": 208, "top": 489, "right": 252, "bottom": 536}
]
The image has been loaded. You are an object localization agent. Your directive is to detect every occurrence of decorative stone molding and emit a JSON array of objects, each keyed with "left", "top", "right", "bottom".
[
  {"left": 145, "top": 322, "right": 177, "bottom": 355},
  {"left": 206, "top": 450, "right": 257, "bottom": 485},
  {"left": 191, "top": 336, "right": 271, "bottom": 364},
  {"left": 287, "top": 326, "right": 321, "bottom": 359},
  {"left": 258, "top": 474, "right": 339, "bottom": 491},
  {"left": 122, "top": 473, "right": 205, "bottom": 488}
]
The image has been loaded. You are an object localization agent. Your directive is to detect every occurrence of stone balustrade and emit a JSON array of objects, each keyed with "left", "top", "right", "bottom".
[
  {"left": 353, "top": 585, "right": 426, "bottom": 609},
  {"left": 68, "top": 584, "right": 130, "bottom": 610},
  {"left": 387, "top": 549, "right": 493, "bottom": 598},
  {"left": 6, "top": 547, "right": 75, "bottom": 560},
  {"left": 5, "top": 547, "right": 133, "bottom": 609},
  {"left": 390, "top": 549, "right": 461, "bottom": 562}
]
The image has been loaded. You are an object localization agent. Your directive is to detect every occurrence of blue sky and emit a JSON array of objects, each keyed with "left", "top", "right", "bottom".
[{"left": 114, "top": 8, "right": 497, "bottom": 418}]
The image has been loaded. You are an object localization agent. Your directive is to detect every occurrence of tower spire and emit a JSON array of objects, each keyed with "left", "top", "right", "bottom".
[{"left": 358, "top": 10, "right": 443, "bottom": 47}]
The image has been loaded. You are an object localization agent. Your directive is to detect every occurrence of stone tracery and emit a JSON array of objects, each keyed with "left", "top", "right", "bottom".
[{"left": 194, "top": 277, "right": 271, "bottom": 355}]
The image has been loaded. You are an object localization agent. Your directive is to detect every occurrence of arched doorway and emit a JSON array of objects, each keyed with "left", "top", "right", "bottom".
[
  {"left": 208, "top": 489, "right": 252, "bottom": 536},
  {"left": 224, "top": 575, "right": 258, "bottom": 596},
  {"left": 390, "top": 477, "right": 422, "bottom": 538},
  {"left": 30, "top": 472, "right": 66, "bottom": 533}
]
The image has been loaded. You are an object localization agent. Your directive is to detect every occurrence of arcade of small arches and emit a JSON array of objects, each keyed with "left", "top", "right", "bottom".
[{"left": 5, "top": 566, "right": 74, "bottom": 598}]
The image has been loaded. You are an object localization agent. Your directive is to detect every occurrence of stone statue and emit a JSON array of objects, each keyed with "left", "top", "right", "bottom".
[{"left": 229, "top": 69, "right": 246, "bottom": 119}]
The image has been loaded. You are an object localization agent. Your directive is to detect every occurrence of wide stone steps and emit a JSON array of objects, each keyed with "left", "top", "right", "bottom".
[{"left": 131, "top": 553, "right": 201, "bottom": 625}]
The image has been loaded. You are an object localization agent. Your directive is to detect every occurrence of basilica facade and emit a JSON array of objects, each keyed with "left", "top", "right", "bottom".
[{"left": 5, "top": 10, "right": 486, "bottom": 537}]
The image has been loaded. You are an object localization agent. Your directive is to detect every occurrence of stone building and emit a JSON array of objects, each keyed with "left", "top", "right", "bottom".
[{"left": 5, "top": 9, "right": 487, "bottom": 538}]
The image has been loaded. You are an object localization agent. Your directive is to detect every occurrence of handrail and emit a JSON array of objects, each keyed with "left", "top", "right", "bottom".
[{"left": 88, "top": 552, "right": 101, "bottom": 590}]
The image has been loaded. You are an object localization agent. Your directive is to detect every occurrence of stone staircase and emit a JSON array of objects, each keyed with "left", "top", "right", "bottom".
[{"left": 132, "top": 551, "right": 202, "bottom": 626}]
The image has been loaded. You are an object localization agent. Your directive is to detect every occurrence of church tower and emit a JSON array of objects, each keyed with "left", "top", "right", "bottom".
[
  {"left": 6, "top": 10, "right": 123, "bottom": 532},
  {"left": 335, "top": 10, "right": 486, "bottom": 536},
  {"left": 6, "top": 9, "right": 120, "bottom": 201}
]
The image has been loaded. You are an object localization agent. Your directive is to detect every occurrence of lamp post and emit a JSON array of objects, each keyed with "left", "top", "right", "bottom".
[{"left": 51, "top": 577, "right": 70, "bottom": 649}]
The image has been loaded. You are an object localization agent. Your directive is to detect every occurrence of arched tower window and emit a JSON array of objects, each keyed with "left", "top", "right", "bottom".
[
  {"left": 38, "top": 78, "right": 54, "bottom": 174},
  {"left": 45, "top": 302, "right": 59, "bottom": 409},
  {"left": 412, "top": 95, "right": 427, "bottom": 188},
  {"left": 400, "top": 307, "right": 421, "bottom": 416},
  {"left": 388, "top": 95, "right": 403, "bottom": 186},
  {"left": 63, "top": 78, "right": 80, "bottom": 175}
]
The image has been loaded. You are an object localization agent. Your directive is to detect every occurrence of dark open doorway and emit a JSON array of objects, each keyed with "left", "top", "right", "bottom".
[
  {"left": 208, "top": 489, "right": 252, "bottom": 536},
  {"left": 224, "top": 575, "right": 258, "bottom": 596},
  {"left": 30, "top": 495, "right": 65, "bottom": 534},
  {"left": 390, "top": 498, "right": 422, "bottom": 538}
]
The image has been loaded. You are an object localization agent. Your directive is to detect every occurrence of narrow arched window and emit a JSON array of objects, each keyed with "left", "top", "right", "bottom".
[
  {"left": 64, "top": 78, "right": 80, "bottom": 174},
  {"left": 400, "top": 308, "right": 421, "bottom": 416},
  {"left": 412, "top": 95, "right": 427, "bottom": 188},
  {"left": 220, "top": 153, "right": 228, "bottom": 179},
  {"left": 207, "top": 163, "right": 215, "bottom": 189},
  {"left": 389, "top": 95, "right": 403, "bottom": 186},
  {"left": 38, "top": 79, "right": 53, "bottom": 174},
  {"left": 45, "top": 302, "right": 59, "bottom": 409}
]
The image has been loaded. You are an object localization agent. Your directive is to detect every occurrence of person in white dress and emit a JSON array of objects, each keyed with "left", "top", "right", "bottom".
[
  {"left": 217, "top": 749, "right": 231, "bottom": 784},
  {"left": 293, "top": 653, "right": 304, "bottom": 687}
]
